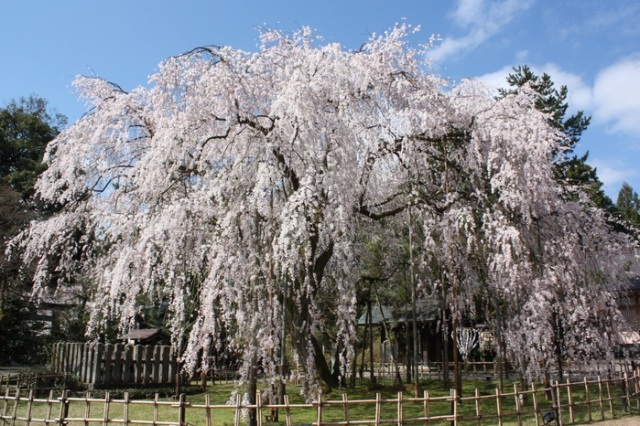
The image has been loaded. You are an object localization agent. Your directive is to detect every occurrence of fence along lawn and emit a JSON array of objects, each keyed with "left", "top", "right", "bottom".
[{"left": 1, "top": 373, "right": 640, "bottom": 425}]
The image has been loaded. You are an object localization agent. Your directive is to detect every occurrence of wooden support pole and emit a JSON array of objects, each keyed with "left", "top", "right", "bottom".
[
  {"left": 234, "top": 393, "right": 241, "bottom": 426},
  {"left": 495, "top": 387, "right": 503, "bottom": 426},
  {"left": 475, "top": 388, "right": 481, "bottom": 426},
  {"left": 342, "top": 394, "right": 349, "bottom": 422},
  {"left": 205, "top": 394, "right": 211, "bottom": 426},
  {"left": 566, "top": 379, "right": 574, "bottom": 423},
  {"left": 605, "top": 376, "right": 613, "bottom": 417},
  {"left": 317, "top": 393, "right": 323, "bottom": 426},
  {"left": 423, "top": 390, "right": 430, "bottom": 425},
  {"left": 514, "top": 383, "right": 522, "bottom": 426},
  {"left": 597, "top": 375, "right": 605, "bottom": 420},
  {"left": 531, "top": 382, "right": 540, "bottom": 426},
  {"left": 584, "top": 377, "right": 592, "bottom": 423},
  {"left": 624, "top": 372, "right": 631, "bottom": 414},
  {"left": 284, "top": 395, "right": 292, "bottom": 426}
]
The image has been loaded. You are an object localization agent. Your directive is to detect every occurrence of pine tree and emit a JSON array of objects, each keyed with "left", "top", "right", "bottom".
[
  {"left": 500, "top": 66, "right": 612, "bottom": 209},
  {"left": 616, "top": 182, "right": 640, "bottom": 229}
]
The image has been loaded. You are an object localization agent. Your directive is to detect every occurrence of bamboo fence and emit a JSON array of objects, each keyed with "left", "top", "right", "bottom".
[{"left": 1, "top": 371, "right": 640, "bottom": 425}]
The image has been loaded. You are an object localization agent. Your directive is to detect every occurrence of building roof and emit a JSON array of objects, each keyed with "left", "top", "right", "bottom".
[
  {"left": 118, "top": 328, "right": 169, "bottom": 344},
  {"left": 628, "top": 276, "right": 640, "bottom": 291},
  {"left": 618, "top": 330, "right": 640, "bottom": 345},
  {"left": 357, "top": 298, "right": 439, "bottom": 325}
]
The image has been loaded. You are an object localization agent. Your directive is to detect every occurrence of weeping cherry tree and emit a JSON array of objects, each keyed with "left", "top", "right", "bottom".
[{"left": 10, "top": 25, "right": 639, "bottom": 400}]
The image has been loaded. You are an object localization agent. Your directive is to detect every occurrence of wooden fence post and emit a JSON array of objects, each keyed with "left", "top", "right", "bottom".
[
  {"left": 605, "top": 375, "right": 613, "bottom": 416},
  {"left": 623, "top": 372, "right": 631, "bottom": 413},
  {"left": 160, "top": 346, "right": 170, "bottom": 384},
  {"left": 50, "top": 343, "right": 57, "bottom": 373},
  {"left": 26, "top": 389, "right": 34, "bottom": 424},
  {"left": 91, "top": 343, "right": 103, "bottom": 387},
  {"left": 178, "top": 393, "right": 186, "bottom": 426},
  {"left": 566, "top": 378, "right": 574, "bottom": 423},
  {"left": 64, "top": 343, "right": 71, "bottom": 374},
  {"left": 103, "top": 391, "right": 111, "bottom": 426},
  {"left": 531, "top": 382, "right": 541, "bottom": 426},
  {"left": 342, "top": 393, "right": 349, "bottom": 423},
  {"left": 168, "top": 347, "right": 176, "bottom": 385},
  {"left": 204, "top": 394, "right": 212, "bottom": 426},
  {"left": 423, "top": 390, "right": 430, "bottom": 423},
  {"left": 134, "top": 345, "right": 143, "bottom": 385},
  {"left": 284, "top": 395, "right": 292, "bottom": 426},
  {"left": 514, "top": 383, "right": 522, "bottom": 426},
  {"left": 10, "top": 387, "right": 19, "bottom": 423},
  {"left": 123, "top": 345, "right": 132, "bottom": 384},
  {"left": 143, "top": 346, "right": 152, "bottom": 386},
  {"left": 317, "top": 392, "right": 323, "bottom": 426},
  {"left": 584, "top": 377, "right": 592, "bottom": 423},
  {"left": 113, "top": 343, "right": 124, "bottom": 385},
  {"left": 153, "top": 346, "right": 162, "bottom": 384},
  {"left": 453, "top": 387, "right": 459, "bottom": 425},
  {"left": 123, "top": 391, "right": 130, "bottom": 426},
  {"left": 255, "top": 389, "right": 263, "bottom": 426},
  {"left": 104, "top": 344, "right": 113, "bottom": 387},
  {"left": 233, "top": 393, "right": 241, "bottom": 426},
  {"left": 553, "top": 381, "right": 563, "bottom": 426},
  {"left": 81, "top": 343, "right": 90, "bottom": 383},
  {"left": 475, "top": 388, "right": 481, "bottom": 426},
  {"left": 73, "top": 343, "right": 82, "bottom": 378},
  {"left": 495, "top": 387, "right": 503, "bottom": 426},
  {"left": 57, "top": 390, "right": 69, "bottom": 426},
  {"left": 596, "top": 375, "right": 605, "bottom": 420}
]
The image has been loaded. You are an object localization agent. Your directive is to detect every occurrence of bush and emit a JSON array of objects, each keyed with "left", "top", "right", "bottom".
[
  {"left": 74, "top": 385, "right": 202, "bottom": 399},
  {"left": 16, "top": 366, "right": 83, "bottom": 395}
]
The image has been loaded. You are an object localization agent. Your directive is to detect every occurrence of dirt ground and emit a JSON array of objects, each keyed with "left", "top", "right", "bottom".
[{"left": 577, "top": 417, "right": 640, "bottom": 425}]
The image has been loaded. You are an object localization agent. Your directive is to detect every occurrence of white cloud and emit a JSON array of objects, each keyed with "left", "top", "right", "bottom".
[
  {"left": 475, "top": 65, "right": 514, "bottom": 90},
  {"left": 476, "top": 58, "right": 640, "bottom": 137},
  {"left": 591, "top": 56, "right": 640, "bottom": 136},
  {"left": 429, "top": 0, "right": 534, "bottom": 63},
  {"left": 475, "top": 58, "right": 640, "bottom": 194},
  {"left": 476, "top": 64, "right": 591, "bottom": 108},
  {"left": 590, "top": 159, "right": 637, "bottom": 192}
]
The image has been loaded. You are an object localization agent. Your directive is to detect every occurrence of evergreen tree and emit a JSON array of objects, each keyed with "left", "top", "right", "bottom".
[
  {"left": 616, "top": 182, "right": 640, "bottom": 229},
  {"left": 0, "top": 96, "right": 67, "bottom": 365},
  {"left": 500, "top": 66, "right": 612, "bottom": 209},
  {"left": 0, "top": 96, "right": 66, "bottom": 198}
]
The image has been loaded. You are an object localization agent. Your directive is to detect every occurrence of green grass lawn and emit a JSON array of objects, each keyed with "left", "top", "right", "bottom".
[{"left": 2, "top": 376, "right": 639, "bottom": 425}]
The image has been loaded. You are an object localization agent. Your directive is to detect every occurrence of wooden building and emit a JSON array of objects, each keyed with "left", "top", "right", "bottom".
[{"left": 357, "top": 298, "right": 451, "bottom": 363}]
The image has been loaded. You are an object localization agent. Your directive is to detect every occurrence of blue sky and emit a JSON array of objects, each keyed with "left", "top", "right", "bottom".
[{"left": 1, "top": 0, "right": 639, "bottom": 199}]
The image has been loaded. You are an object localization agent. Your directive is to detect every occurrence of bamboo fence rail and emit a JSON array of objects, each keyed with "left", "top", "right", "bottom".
[{"left": 1, "top": 371, "right": 640, "bottom": 426}]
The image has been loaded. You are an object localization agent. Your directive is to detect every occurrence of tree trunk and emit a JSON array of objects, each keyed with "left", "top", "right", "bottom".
[
  {"left": 286, "top": 293, "right": 341, "bottom": 389},
  {"left": 350, "top": 336, "right": 358, "bottom": 388},
  {"left": 442, "top": 283, "right": 450, "bottom": 389},
  {"left": 553, "top": 311, "right": 565, "bottom": 382},
  {"left": 405, "top": 319, "right": 412, "bottom": 384},
  {"left": 247, "top": 351, "right": 258, "bottom": 426}
]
